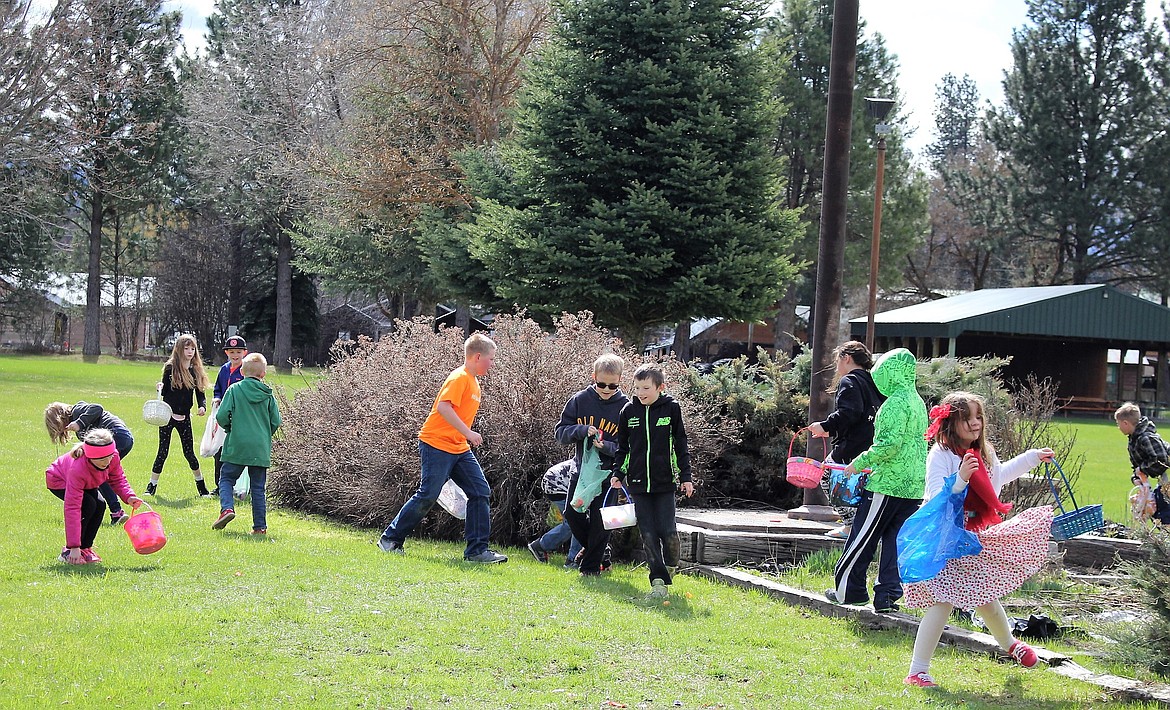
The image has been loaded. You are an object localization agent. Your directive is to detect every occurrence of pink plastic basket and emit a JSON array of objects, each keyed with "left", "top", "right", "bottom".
[
  {"left": 786, "top": 428, "right": 827, "bottom": 489},
  {"left": 124, "top": 503, "right": 167, "bottom": 555}
]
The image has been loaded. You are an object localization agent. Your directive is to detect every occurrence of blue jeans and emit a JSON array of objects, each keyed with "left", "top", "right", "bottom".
[
  {"left": 381, "top": 441, "right": 491, "bottom": 557},
  {"left": 219, "top": 462, "right": 267, "bottom": 530},
  {"left": 98, "top": 428, "right": 135, "bottom": 516},
  {"left": 537, "top": 498, "right": 583, "bottom": 563}
]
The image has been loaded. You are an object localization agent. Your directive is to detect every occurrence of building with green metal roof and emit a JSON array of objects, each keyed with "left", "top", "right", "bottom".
[{"left": 848, "top": 284, "right": 1170, "bottom": 408}]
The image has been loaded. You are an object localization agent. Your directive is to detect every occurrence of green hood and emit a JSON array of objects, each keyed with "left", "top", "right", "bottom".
[
  {"left": 851, "top": 348, "right": 927, "bottom": 499},
  {"left": 871, "top": 348, "right": 917, "bottom": 397}
]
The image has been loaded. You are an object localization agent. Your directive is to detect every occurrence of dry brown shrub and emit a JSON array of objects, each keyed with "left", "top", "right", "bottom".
[{"left": 270, "top": 311, "right": 737, "bottom": 545}]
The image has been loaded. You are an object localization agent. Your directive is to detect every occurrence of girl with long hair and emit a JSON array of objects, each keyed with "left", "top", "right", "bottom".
[{"left": 146, "top": 334, "right": 210, "bottom": 497}]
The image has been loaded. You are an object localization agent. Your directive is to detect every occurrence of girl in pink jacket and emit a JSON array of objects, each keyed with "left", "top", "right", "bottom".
[{"left": 46, "top": 429, "right": 142, "bottom": 564}]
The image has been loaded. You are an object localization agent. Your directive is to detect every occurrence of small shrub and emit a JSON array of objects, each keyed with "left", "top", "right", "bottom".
[
  {"left": 678, "top": 349, "right": 809, "bottom": 509},
  {"left": 1097, "top": 528, "right": 1170, "bottom": 676}
]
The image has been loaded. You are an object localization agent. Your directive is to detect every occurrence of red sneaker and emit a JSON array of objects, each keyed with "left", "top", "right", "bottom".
[
  {"left": 80, "top": 548, "right": 102, "bottom": 564},
  {"left": 903, "top": 672, "right": 938, "bottom": 688},
  {"left": 1009, "top": 641, "right": 1039, "bottom": 668},
  {"left": 212, "top": 509, "right": 236, "bottom": 530}
]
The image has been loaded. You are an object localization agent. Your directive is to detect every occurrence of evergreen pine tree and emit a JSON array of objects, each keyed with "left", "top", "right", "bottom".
[{"left": 468, "top": 0, "right": 800, "bottom": 345}]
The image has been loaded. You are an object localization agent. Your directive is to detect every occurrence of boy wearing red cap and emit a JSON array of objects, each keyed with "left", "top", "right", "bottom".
[{"left": 210, "top": 335, "right": 249, "bottom": 491}]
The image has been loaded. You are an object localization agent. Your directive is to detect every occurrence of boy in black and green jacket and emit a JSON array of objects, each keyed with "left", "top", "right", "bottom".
[{"left": 611, "top": 364, "right": 692, "bottom": 598}]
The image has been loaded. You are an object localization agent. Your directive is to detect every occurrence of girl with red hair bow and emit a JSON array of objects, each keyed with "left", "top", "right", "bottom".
[{"left": 903, "top": 392, "right": 1055, "bottom": 689}]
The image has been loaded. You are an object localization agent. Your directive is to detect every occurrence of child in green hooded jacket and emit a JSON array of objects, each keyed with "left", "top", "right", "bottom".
[{"left": 827, "top": 348, "right": 927, "bottom": 612}]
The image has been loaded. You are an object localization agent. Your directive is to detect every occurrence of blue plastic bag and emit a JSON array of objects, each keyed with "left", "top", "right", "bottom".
[
  {"left": 897, "top": 473, "right": 983, "bottom": 583},
  {"left": 569, "top": 437, "right": 608, "bottom": 513}
]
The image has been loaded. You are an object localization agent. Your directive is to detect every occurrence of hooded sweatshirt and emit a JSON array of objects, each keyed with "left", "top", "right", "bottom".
[
  {"left": 614, "top": 393, "right": 691, "bottom": 494},
  {"left": 46, "top": 452, "right": 136, "bottom": 548},
  {"left": 216, "top": 377, "right": 282, "bottom": 467},
  {"left": 851, "top": 348, "right": 927, "bottom": 499},
  {"left": 555, "top": 386, "right": 629, "bottom": 469},
  {"left": 69, "top": 401, "right": 131, "bottom": 439}
]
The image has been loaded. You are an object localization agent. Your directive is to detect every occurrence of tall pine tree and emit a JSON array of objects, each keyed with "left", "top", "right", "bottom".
[
  {"left": 52, "top": 0, "right": 182, "bottom": 360},
  {"left": 984, "top": 0, "right": 1170, "bottom": 284},
  {"left": 467, "top": 0, "right": 801, "bottom": 346}
]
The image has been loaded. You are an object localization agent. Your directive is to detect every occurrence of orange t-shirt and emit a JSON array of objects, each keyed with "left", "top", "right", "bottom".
[{"left": 418, "top": 366, "right": 481, "bottom": 454}]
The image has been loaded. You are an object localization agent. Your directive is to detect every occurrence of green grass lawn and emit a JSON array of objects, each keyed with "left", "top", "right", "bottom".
[{"left": 0, "top": 355, "right": 1144, "bottom": 708}]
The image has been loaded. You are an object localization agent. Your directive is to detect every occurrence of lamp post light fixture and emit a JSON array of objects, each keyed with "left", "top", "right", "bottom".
[{"left": 864, "top": 96, "right": 894, "bottom": 352}]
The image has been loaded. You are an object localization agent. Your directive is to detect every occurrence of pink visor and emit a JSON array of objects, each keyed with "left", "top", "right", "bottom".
[{"left": 83, "top": 442, "right": 118, "bottom": 459}]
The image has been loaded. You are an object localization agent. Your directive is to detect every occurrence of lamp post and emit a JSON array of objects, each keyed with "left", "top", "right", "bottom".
[{"left": 864, "top": 97, "right": 894, "bottom": 352}]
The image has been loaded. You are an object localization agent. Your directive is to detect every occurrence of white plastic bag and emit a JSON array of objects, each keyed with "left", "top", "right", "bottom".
[
  {"left": 234, "top": 469, "right": 251, "bottom": 500},
  {"left": 200, "top": 404, "right": 227, "bottom": 458},
  {"left": 436, "top": 479, "right": 468, "bottom": 519}
]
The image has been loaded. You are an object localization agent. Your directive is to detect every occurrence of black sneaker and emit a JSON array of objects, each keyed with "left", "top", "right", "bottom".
[
  {"left": 144, "top": 482, "right": 157, "bottom": 496},
  {"left": 377, "top": 537, "right": 404, "bottom": 554},
  {"left": 874, "top": 603, "right": 900, "bottom": 614},
  {"left": 465, "top": 549, "right": 508, "bottom": 564},
  {"left": 600, "top": 544, "right": 613, "bottom": 572},
  {"left": 825, "top": 589, "right": 867, "bottom": 607},
  {"left": 196, "top": 479, "right": 212, "bottom": 497},
  {"left": 527, "top": 540, "right": 549, "bottom": 563}
]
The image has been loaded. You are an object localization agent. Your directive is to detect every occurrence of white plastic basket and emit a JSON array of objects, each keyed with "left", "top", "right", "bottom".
[
  {"left": 600, "top": 485, "right": 637, "bottom": 530},
  {"left": 142, "top": 397, "right": 173, "bottom": 427}
]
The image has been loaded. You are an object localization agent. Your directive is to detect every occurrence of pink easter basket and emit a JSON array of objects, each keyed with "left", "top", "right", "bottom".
[
  {"left": 785, "top": 428, "right": 827, "bottom": 489},
  {"left": 124, "top": 503, "right": 167, "bottom": 555}
]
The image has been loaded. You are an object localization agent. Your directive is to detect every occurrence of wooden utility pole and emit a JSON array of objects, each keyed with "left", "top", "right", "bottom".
[{"left": 790, "top": 0, "right": 859, "bottom": 520}]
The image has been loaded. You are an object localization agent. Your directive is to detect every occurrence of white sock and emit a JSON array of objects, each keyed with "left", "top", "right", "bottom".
[
  {"left": 908, "top": 603, "right": 951, "bottom": 677},
  {"left": 194, "top": 472, "right": 204, "bottom": 482},
  {"left": 150, "top": 473, "right": 160, "bottom": 484}
]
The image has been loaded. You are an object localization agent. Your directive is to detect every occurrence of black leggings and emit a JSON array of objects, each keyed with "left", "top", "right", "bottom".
[
  {"left": 153, "top": 417, "right": 199, "bottom": 474},
  {"left": 51, "top": 488, "right": 105, "bottom": 548}
]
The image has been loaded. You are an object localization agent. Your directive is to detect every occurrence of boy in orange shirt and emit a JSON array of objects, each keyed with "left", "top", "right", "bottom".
[{"left": 378, "top": 333, "right": 508, "bottom": 563}]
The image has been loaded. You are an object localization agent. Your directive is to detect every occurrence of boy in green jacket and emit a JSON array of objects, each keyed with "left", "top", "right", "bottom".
[
  {"left": 827, "top": 348, "right": 927, "bottom": 613},
  {"left": 212, "top": 354, "right": 282, "bottom": 534}
]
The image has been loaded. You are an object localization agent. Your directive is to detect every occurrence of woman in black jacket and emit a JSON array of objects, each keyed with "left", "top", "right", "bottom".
[{"left": 809, "top": 341, "right": 884, "bottom": 539}]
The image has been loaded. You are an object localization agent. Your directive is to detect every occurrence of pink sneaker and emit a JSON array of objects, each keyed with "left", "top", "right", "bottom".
[
  {"left": 80, "top": 548, "right": 102, "bottom": 564},
  {"left": 1009, "top": 641, "right": 1039, "bottom": 668},
  {"left": 904, "top": 672, "right": 938, "bottom": 688}
]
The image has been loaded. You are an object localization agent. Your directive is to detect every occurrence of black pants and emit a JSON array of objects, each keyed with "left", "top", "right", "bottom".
[
  {"left": 96, "top": 428, "right": 133, "bottom": 516},
  {"left": 632, "top": 491, "right": 680, "bottom": 585},
  {"left": 563, "top": 470, "right": 612, "bottom": 575},
  {"left": 51, "top": 488, "right": 105, "bottom": 548},
  {"left": 832, "top": 490, "right": 921, "bottom": 607},
  {"left": 153, "top": 417, "right": 199, "bottom": 473}
]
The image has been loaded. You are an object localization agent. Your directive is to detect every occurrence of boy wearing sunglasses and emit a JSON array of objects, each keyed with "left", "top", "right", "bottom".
[{"left": 547, "top": 353, "right": 628, "bottom": 576}]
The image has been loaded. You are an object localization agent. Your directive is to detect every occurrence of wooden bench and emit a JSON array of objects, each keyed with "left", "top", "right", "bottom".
[{"left": 1059, "top": 397, "right": 1118, "bottom": 417}]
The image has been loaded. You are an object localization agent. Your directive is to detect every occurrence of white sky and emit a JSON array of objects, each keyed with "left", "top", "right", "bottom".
[{"left": 165, "top": 0, "right": 1165, "bottom": 158}]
